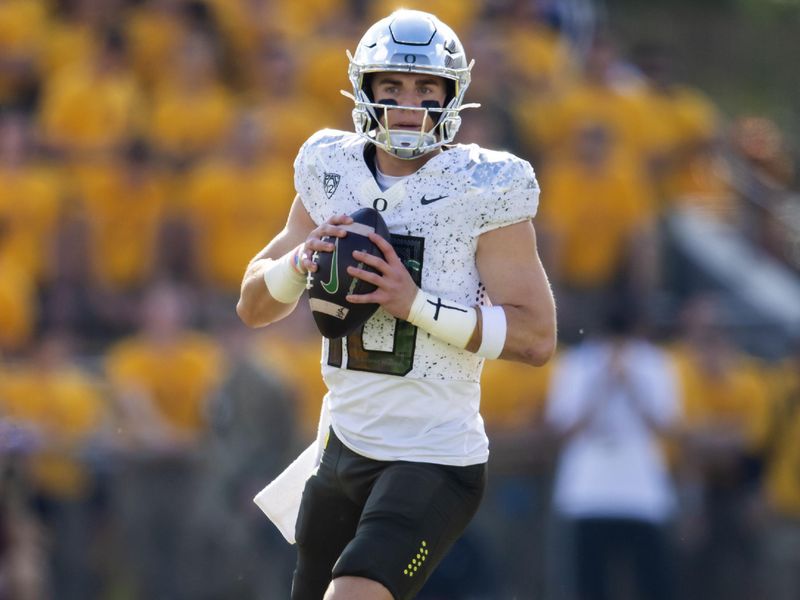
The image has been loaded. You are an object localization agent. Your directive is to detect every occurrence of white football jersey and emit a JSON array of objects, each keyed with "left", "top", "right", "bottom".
[{"left": 295, "top": 129, "right": 540, "bottom": 465}]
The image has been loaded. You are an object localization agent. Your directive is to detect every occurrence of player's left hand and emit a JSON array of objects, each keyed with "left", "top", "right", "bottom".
[{"left": 346, "top": 232, "right": 418, "bottom": 320}]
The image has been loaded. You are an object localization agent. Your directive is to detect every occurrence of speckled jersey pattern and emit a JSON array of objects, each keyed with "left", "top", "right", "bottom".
[{"left": 295, "top": 128, "right": 539, "bottom": 464}]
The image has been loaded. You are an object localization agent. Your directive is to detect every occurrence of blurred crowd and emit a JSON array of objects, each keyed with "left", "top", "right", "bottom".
[{"left": 0, "top": 0, "right": 798, "bottom": 599}]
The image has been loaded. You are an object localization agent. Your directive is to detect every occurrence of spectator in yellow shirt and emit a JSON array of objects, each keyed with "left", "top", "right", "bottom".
[
  {"left": 72, "top": 140, "right": 168, "bottom": 294},
  {"left": 39, "top": 28, "right": 144, "bottom": 159},
  {"left": 147, "top": 30, "right": 236, "bottom": 166},
  {"left": 254, "top": 303, "right": 328, "bottom": 439},
  {"left": 0, "top": 0, "right": 48, "bottom": 111},
  {"left": 0, "top": 333, "right": 108, "bottom": 599},
  {"left": 0, "top": 242, "right": 36, "bottom": 354},
  {"left": 670, "top": 294, "right": 771, "bottom": 600},
  {"left": 631, "top": 42, "right": 734, "bottom": 217},
  {"left": 245, "top": 37, "right": 334, "bottom": 166},
  {"left": 515, "top": 32, "right": 660, "bottom": 173},
  {"left": 491, "top": 2, "right": 576, "bottom": 99},
  {"left": 124, "top": 0, "right": 188, "bottom": 92},
  {"left": 105, "top": 281, "right": 225, "bottom": 600},
  {"left": 182, "top": 113, "right": 294, "bottom": 295},
  {"left": 537, "top": 124, "right": 659, "bottom": 342},
  {"left": 760, "top": 340, "right": 800, "bottom": 600},
  {"left": 106, "top": 282, "right": 224, "bottom": 445},
  {"left": 0, "top": 112, "right": 65, "bottom": 285}
]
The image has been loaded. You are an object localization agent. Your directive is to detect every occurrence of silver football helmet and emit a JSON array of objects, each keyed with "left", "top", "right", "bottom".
[{"left": 342, "top": 9, "right": 479, "bottom": 160}]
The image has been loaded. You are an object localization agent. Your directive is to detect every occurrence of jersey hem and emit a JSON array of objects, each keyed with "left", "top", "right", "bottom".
[{"left": 330, "top": 423, "right": 489, "bottom": 467}]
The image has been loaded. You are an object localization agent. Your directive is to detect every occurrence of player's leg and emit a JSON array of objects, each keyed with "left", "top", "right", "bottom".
[
  {"left": 291, "top": 439, "right": 363, "bottom": 600},
  {"left": 323, "top": 575, "right": 393, "bottom": 600},
  {"left": 328, "top": 459, "right": 487, "bottom": 600},
  {"left": 628, "top": 520, "right": 674, "bottom": 600},
  {"left": 574, "top": 517, "right": 613, "bottom": 600}
]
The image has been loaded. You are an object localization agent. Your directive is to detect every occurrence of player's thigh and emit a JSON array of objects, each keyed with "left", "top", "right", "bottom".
[
  {"left": 323, "top": 575, "right": 393, "bottom": 600},
  {"left": 292, "top": 459, "right": 362, "bottom": 599},
  {"left": 333, "top": 460, "right": 487, "bottom": 600}
]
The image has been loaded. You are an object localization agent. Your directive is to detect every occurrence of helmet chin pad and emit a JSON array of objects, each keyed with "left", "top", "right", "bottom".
[
  {"left": 367, "top": 98, "right": 442, "bottom": 159},
  {"left": 375, "top": 129, "right": 437, "bottom": 158}
]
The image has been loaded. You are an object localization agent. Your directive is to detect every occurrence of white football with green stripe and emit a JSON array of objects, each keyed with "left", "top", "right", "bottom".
[{"left": 307, "top": 207, "right": 390, "bottom": 339}]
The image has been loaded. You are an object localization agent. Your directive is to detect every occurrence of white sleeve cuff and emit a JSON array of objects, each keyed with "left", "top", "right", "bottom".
[{"left": 476, "top": 305, "right": 507, "bottom": 359}]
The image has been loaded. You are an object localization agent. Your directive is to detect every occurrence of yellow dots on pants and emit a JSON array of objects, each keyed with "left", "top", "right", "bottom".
[{"left": 404, "top": 541, "right": 430, "bottom": 577}]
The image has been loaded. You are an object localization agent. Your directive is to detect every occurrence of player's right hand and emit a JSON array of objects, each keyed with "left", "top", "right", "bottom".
[{"left": 299, "top": 214, "right": 354, "bottom": 273}]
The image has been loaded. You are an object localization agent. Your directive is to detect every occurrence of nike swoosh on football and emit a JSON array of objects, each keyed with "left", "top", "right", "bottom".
[
  {"left": 420, "top": 195, "right": 449, "bottom": 205},
  {"left": 321, "top": 239, "right": 339, "bottom": 294}
]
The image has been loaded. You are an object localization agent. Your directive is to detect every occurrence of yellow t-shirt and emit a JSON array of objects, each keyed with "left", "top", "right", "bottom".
[
  {"left": 670, "top": 344, "right": 771, "bottom": 452},
  {"left": 0, "top": 0, "right": 48, "bottom": 103},
  {"left": 0, "top": 364, "right": 105, "bottom": 498},
  {"left": 538, "top": 157, "right": 655, "bottom": 288},
  {"left": 204, "top": 0, "right": 346, "bottom": 56},
  {"left": 480, "top": 357, "right": 554, "bottom": 431},
  {"left": 124, "top": 4, "right": 186, "bottom": 91},
  {"left": 0, "top": 0, "right": 47, "bottom": 56},
  {"left": 500, "top": 22, "right": 576, "bottom": 95},
  {"left": 148, "top": 81, "right": 236, "bottom": 158},
  {"left": 251, "top": 95, "right": 331, "bottom": 165},
  {"left": 764, "top": 360, "right": 800, "bottom": 517},
  {"left": 0, "top": 164, "right": 64, "bottom": 283},
  {"left": 296, "top": 39, "right": 354, "bottom": 109},
  {"left": 257, "top": 335, "right": 327, "bottom": 438},
  {"left": 72, "top": 161, "right": 167, "bottom": 290},
  {"left": 39, "top": 20, "right": 96, "bottom": 78},
  {"left": 105, "top": 332, "right": 224, "bottom": 437},
  {"left": 635, "top": 84, "right": 732, "bottom": 213},
  {"left": 39, "top": 63, "right": 144, "bottom": 152},
  {"left": 516, "top": 79, "right": 659, "bottom": 167},
  {"left": 182, "top": 157, "right": 294, "bottom": 291},
  {"left": 0, "top": 255, "right": 36, "bottom": 351},
  {"left": 664, "top": 87, "right": 732, "bottom": 212}
]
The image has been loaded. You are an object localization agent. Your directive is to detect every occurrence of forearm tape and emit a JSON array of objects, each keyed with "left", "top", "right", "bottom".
[
  {"left": 262, "top": 247, "right": 306, "bottom": 304},
  {"left": 406, "top": 290, "right": 477, "bottom": 349}
]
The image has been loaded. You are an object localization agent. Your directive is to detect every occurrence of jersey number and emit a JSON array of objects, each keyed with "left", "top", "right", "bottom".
[{"left": 327, "top": 234, "right": 424, "bottom": 376}]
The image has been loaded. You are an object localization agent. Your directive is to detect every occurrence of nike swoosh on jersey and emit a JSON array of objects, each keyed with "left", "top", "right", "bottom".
[
  {"left": 420, "top": 195, "right": 449, "bottom": 205},
  {"left": 321, "top": 239, "right": 339, "bottom": 294}
]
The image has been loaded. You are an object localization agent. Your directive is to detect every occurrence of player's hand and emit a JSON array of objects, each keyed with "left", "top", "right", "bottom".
[
  {"left": 346, "top": 232, "right": 418, "bottom": 320},
  {"left": 300, "top": 214, "right": 353, "bottom": 273}
]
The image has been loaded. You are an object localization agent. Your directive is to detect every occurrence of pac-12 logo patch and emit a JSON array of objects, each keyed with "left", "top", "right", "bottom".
[{"left": 323, "top": 172, "right": 341, "bottom": 199}]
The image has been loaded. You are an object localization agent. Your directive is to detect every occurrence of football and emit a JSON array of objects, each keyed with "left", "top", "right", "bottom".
[{"left": 307, "top": 207, "right": 390, "bottom": 339}]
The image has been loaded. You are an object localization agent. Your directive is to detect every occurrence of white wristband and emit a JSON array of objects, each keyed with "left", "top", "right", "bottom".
[
  {"left": 262, "top": 248, "right": 306, "bottom": 304},
  {"left": 407, "top": 289, "right": 477, "bottom": 349},
  {"left": 477, "top": 305, "right": 507, "bottom": 359}
]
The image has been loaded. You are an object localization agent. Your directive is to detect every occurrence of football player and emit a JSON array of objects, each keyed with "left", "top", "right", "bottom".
[{"left": 237, "top": 9, "right": 557, "bottom": 600}]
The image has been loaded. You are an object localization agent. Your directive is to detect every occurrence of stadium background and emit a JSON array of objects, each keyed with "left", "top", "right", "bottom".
[{"left": 0, "top": 0, "right": 799, "bottom": 598}]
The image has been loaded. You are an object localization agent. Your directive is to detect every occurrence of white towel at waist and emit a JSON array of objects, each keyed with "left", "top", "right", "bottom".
[{"left": 254, "top": 396, "right": 330, "bottom": 544}]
